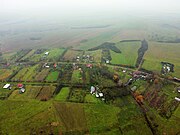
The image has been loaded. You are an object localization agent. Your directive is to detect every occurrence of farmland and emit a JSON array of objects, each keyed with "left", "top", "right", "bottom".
[
  {"left": 142, "top": 41, "right": 180, "bottom": 77},
  {"left": 0, "top": 37, "right": 180, "bottom": 135},
  {"left": 46, "top": 71, "right": 59, "bottom": 82},
  {"left": 110, "top": 41, "right": 141, "bottom": 66}
]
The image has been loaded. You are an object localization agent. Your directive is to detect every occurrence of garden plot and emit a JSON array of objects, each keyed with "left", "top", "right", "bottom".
[
  {"left": 55, "top": 87, "right": 70, "bottom": 102},
  {"left": 35, "top": 69, "right": 50, "bottom": 82},
  {"left": 71, "top": 70, "right": 83, "bottom": 84},
  {"left": 46, "top": 71, "right": 59, "bottom": 82},
  {"left": 68, "top": 88, "right": 86, "bottom": 103},
  {"left": 12, "top": 65, "right": 39, "bottom": 82},
  {"left": 36, "top": 86, "right": 56, "bottom": 101}
]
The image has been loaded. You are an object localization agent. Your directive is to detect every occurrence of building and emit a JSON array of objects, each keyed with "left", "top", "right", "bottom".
[
  {"left": 44, "top": 52, "right": 49, "bottom": 55},
  {"left": 17, "top": 83, "right": 23, "bottom": 88},
  {"left": 3, "top": 84, "right": 11, "bottom": 89}
]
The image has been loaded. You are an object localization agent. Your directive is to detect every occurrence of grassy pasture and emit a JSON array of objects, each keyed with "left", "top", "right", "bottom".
[
  {"left": 46, "top": 71, "right": 59, "bottom": 82},
  {"left": 142, "top": 41, "right": 180, "bottom": 77},
  {"left": 0, "top": 69, "right": 13, "bottom": 81},
  {"left": 110, "top": 41, "right": 141, "bottom": 66},
  {"left": 0, "top": 100, "right": 61, "bottom": 135},
  {"left": 20, "top": 49, "right": 36, "bottom": 61}
]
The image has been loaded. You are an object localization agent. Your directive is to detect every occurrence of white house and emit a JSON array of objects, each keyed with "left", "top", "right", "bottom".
[
  {"left": 44, "top": 52, "right": 49, "bottom": 55},
  {"left": 175, "top": 97, "right": 180, "bottom": 102},
  {"left": 3, "top": 84, "right": 11, "bottom": 89}
]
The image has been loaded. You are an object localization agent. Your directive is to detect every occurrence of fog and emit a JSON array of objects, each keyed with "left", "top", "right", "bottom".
[
  {"left": 1, "top": 0, "right": 180, "bottom": 18},
  {"left": 0, "top": 0, "right": 180, "bottom": 51}
]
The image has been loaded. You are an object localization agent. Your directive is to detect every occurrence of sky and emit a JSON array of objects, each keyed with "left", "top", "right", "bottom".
[{"left": 1, "top": 0, "right": 180, "bottom": 17}]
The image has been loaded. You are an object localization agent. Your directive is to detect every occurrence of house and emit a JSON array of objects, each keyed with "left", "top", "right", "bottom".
[
  {"left": 177, "top": 87, "right": 180, "bottom": 93},
  {"left": 3, "top": 84, "right": 11, "bottom": 89},
  {"left": 131, "top": 86, "right": 137, "bottom": 92},
  {"left": 44, "top": 52, "right": 49, "bottom": 55},
  {"left": 54, "top": 63, "right": 57, "bottom": 68},
  {"left": 99, "top": 93, "right": 103, "bottom": 97},
  {"left": 86, "top": 64, "right": 93, "bottom": 68},
  {"left": 90, "top": 86, "right": 96, "bottom": 94},
  {"left": 17, "top": 83, "right": 23, "bottom": 88},
  {"left": 106, "top": 60, "right": 110, "bottom": 64},
  {"left": 175, "top": 97, "right": 180, "bottom": 102},
  {"left": 20, "top": 88, "right": 26, "bottom": 93}
]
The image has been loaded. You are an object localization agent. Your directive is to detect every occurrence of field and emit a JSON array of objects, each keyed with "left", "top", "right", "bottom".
[
  {"left": 46, "top": 71, "right": 59, "bottom": 82},
  {"left": 85, "top": 50, "right": 102, "bottom": 63},
  {"left": 142, "top": 41, "right": 180, "bottom": 77},
  {"left": 46, "top": 48, "right": 65, "bottom": 61},
  {"left": 110, "top": 41, "right": 141, "bottom": 66},
  {"left": 0, "top": 69, "right": 13, "bottom": 81},
  {"left": 54, "top": 87, "right": 70, "bottom": 101},
  {"left": 35, "top": 69, "right": 50, "bottom": 82},
  {"left": 12, "top": 65, "right": 39, "bottom": 82},
  {"left": 68, "top": 88, "right": 86, "bottom": 103},
  {"left": 63, "top": 49, "right": 83, "bottom": 61},
  {"left": 36, "top": 86, "right": 56, "bottom": 101},
  {"left": 71, "top": 70, "right": 83, "bottom": 84}
]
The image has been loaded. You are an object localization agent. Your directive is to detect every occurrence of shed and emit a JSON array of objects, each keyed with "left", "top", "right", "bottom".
[
  {"left": 175, "top": 97, "right": 180, "bottom": 102},
  {"left": 44, "top": 52, "right": 49, "bottom": 55},
  {"left": 3, "top": 84, "right": 11, "bottom": 89}
]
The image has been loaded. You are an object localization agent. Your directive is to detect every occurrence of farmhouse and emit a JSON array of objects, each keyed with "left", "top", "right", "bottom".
[
  {"left": 44, "top": 52, "right": 49, "bottom": 55},
  {"left": 17, "top": 83, "right": 23, "bottom": 88},
  {"left": 86, "top": 64, "right": 93, "bottom": 68},
  {"left": 20, "top": 88, "right": 26, "bottom": 93},
  {"left": 3, "top": 84, "right": 11, "bottom": 89},
  {"left": 175, "top": 97, "right": 180, "bottom": 102},
  {"left": 90, "top": 86, "right": 96, "bottom": 94}
]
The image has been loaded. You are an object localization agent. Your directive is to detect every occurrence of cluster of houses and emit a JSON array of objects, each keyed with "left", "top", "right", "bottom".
[
  {"left": 2, "top": 83, "right": 25, "bottom": 93},
  {"left": 90, "top": 86, "right": 105, "bottom": 100},
  {"left": 161, "top": 62, "right": 174, "bottom": 75},
  {"left": 43, "top": 63, "right": 57, "bottom": 68}
]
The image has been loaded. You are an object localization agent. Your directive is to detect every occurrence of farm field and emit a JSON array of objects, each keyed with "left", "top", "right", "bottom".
[
  {"left": 46, "top": 48, "right": 65, "bottom": 61},
  {"left": 12, "top": 65, "right": 39, "bottom": 82},
  {"left": 36, "top": 85, "right": 56, "bottom": 101},
  {"left": 71, "top": 70, "right": 83, "bottom": 84},
  {"left": 110, "top": 41, "right": 141, "bottom": 66},
  {"left": 54, "top": 87, "right": 70, "bottom": 101},
  {"left": 85, "top": 50, "right": 102, "bottom": 63},
  {"left": 0, "top": 69, "right": 13, "bottom": 81},
  {"left": 20, "top": 49, "right": 36, "bottom": 61},
  {"left": 35, "top": 69, "right": 50, "bottom": 82},
  {"left": 142, "top": 41, "right": 180, "bottom": 77},
  {"left": 63, "top": 49, "right": 83, "bottom": 61},
  {"left": 46, "top": 71, "right": 59, "bottom": 82}
]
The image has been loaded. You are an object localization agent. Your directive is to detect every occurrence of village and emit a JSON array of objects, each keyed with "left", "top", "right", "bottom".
[{"left": 0, "top": 43, "right": 180, "bottom": 134}]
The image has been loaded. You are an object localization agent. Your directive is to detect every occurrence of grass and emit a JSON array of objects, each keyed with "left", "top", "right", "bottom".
[
  {"left": 35, "top": 69, "right": 50, "bottom": 81},
  {"left": 0, "top": 100, "right": 61, "bottom": 135},
  {"left": 84, "top": 103, "right": 121, "bottom": 134},
  {"left": 46, "top": 71, "right": 59, "bottom": 82},
  {"left": 55, "top": 87, "right": 70, "bottom": 101},
  {"left": 63, "top": 49, "right": 83, "bottom": 61},
  {"left": 84, "top": 94, "right": 102, "bottom": 103},
  {"left": 85, "top": 50, "right": 102, "bottom": 63},
  {"left": 12, "top": 65, "right": 39, "bottom": 82},
  {"left": 110, "top": 41, "right": 141, "bottom": 66},
  {"left": 69, "top": 88, "right": 86, "bottom": 103},
  {"left": 142, "top": 41, "right": 180, "bottom": 77},
  {"left": 46, "top": 48, "right": 65, "bottom": 61}
]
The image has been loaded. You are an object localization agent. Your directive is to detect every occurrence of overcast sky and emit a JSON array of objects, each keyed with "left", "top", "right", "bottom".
[{"left": 1, "top": 0, "right": 180, "bottom": 17}]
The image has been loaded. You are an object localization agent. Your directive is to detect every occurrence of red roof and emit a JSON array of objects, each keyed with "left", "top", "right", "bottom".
[
  {"left": 86, "top": 64, "right": 93, "bottom": 68},
  {"left": 17, "top": 84, "right": 23, "bottom": 88}
]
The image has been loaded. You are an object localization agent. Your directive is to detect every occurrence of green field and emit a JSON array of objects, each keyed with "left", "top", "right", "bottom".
[
  {"left": 46, "top": 48, "right": 65, "bottom": 61},
  {"left": 110, "top": 41, "right": 141, "bottom": 66},
  {"left": 142, "top": 41, "right": 180, "bottom": 77},
  {"left": 12, "top": 65, "right": 39, "bottom": 82},
  {"left": 55, "top": 87, "right": 70, "bottom": 101},
  {"left": 46, "top": 71, "right": 59, "bottom": 82}
]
